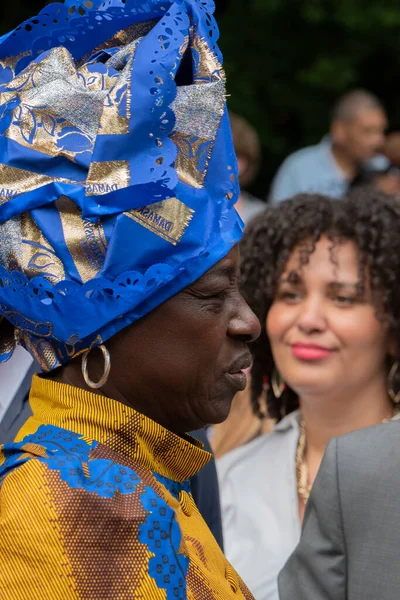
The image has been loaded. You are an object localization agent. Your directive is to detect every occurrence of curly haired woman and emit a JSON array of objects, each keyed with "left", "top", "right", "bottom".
[{"left": 217, "top": 191, "right": 400, "bottom": 600}]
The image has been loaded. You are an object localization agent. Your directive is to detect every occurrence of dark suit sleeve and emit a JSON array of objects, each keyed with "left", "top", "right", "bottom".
[
  {"left": 190, "top": 429, "right": 224, "bottom": 551},
  {"left": 278, "top": 438, "right": 347, "bottom": 600}
]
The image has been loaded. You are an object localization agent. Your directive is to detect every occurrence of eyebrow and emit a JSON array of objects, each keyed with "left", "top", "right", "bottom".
[
  {"left": 203, "top": 263, "right": 239, "bottom": 280},
  {"left": 329, "top": 281, "right": 360, "bottom": 292},
  {"left": 279, "top": 276, "right": 360, "bottom": 291}
]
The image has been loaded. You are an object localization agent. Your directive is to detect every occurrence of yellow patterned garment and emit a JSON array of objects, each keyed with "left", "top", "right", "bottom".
[{"left": 0, "top": 376, "right": 254, "bottom": 599}]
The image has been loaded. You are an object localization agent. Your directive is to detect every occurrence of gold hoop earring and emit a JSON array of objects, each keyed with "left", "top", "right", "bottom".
[
  {"left": 388, "top": 361, "right": 400, "bottom": 404},
  {"left": 271, "top": 368, "right": 285, "bottom": 399},
  {"left": 82, "top": 344, "right": 111, "bottom": 390}
]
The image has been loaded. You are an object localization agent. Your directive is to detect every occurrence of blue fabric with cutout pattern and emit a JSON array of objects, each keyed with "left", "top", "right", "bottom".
[{"left": 0, "top": 0, "right": 241, "bottom": 370}]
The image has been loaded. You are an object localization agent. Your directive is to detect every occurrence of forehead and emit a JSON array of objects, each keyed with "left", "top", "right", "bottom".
[
  {"left": 351, "top": 108, "right": 387, "bottom": 128},
  {"left": 283, "top": 237, "right": 360, "bottom": 281},
  {"left": 196, "top": 246, "right": 240, "bottom": 282}
]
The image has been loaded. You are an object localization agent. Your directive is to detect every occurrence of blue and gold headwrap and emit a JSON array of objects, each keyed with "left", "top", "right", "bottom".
[{"left": 0, "top": 0, "right": 241, "bottom": 371}]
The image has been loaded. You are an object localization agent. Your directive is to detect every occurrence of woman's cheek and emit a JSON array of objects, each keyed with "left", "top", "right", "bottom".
[{"left": 266, "top": 303, "right": 292, "bottom": 341}]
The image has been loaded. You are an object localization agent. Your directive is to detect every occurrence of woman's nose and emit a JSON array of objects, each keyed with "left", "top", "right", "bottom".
[
  {"left": 229, "top": 297, "right": 261, "bottom": 343},
  {"left": 296, "top": 297, "right": 327, "bottom": 334}
]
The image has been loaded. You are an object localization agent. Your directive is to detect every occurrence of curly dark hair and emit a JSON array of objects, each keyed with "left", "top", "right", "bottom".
[{"left": 240, "top": 191, "right": 400, "bottom": 422}]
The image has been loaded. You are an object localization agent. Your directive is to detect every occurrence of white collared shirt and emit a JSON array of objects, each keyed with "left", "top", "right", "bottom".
[{"left": 217, "top": 411, "right": 302, "bottom": 600}]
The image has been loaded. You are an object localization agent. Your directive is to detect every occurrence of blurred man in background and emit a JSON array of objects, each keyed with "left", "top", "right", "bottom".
[
  {"left": 269, "top": 89, "right": 388, "bottom": 203},
  {"left": 230, "top": 111, "right": 265, "bottom": 224}
]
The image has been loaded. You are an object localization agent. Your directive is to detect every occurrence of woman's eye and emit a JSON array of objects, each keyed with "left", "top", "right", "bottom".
[
  {"left": 197, "top": 289, "right": 228, "bottom": 313},
  {"left": 278, "top": 290, "right": 301, "bottom": 302},
  {"left": 196, "top": 288, "right": 227, "bottom": 301},
  {"left": 208, "top": 290, "right": 227, "bottom": 301},
  {"left": 335, "top": 295, "right": 355, "bottom": 306}
]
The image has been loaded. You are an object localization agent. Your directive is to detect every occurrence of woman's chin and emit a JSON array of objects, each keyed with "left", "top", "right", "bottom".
[
  {"left": 204, "top": 395, "right": 236, "bottom": 426},
  {"left": 289, "top": 377, "right": 336, "bottom": 399}
]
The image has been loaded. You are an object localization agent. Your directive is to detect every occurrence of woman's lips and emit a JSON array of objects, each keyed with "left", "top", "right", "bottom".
[
  {"left": 225, "top": 371, "right": 248, "bottom": 390},
  {"left": 224, "top": 354, "right": 252, "bottom": 390},
  {"left": 291, "top": 343, "right": 334, "bottom": 361}
]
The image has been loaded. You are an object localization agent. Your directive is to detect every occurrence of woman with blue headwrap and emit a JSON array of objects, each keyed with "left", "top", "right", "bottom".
[{"left": 0, "top": 1, "right": 260, "bottom": 598}]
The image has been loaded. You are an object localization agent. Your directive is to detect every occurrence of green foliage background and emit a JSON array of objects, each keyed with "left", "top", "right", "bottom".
[
  {"left": 3, "top": 0, "right": 400, "bottom": 196},
  {"left": 219, "top": 0, "right": 400, "bottom": 195}
]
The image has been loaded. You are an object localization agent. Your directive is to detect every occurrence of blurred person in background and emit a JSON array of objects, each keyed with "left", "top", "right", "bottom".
[
  {"left": 217, "top": 192, "right": 400, "bottom": 600},
  {"left": 349, "top": 165, "right": 400, "bottom": 199},
  {"left": 0, "top": 188, "right": 38, "bottom": 440},
  {"left": 384, "top": 131, "right": 400, "bottom": 167},
  {"left": 0, "top": 348, "right": 37, "bottom": 442},
  {"left": 230, "top": 111, "right": 265, "bottom": 224},
  {"left": 269, "top": 90, "right": 388, "bottom": 203}
]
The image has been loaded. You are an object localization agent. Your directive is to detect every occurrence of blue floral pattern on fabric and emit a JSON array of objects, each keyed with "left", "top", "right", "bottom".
[
  {"left": 139, "top": 484, "right": 189, "bottom": 600},
  {"left": 0, "top": 425, "right": 141, "bottom": 498},
  {"left": 154, "top": 471, "right": 191, "bottom": 499}
]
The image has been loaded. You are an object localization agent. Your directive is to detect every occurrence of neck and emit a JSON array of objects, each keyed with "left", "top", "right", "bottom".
[
  {"left": 299, "top": 376, "right": 393, "bottom": 457},
  {"left": 48, "top": 360, "right": 194, "bottom": 435},
  {"left": 331, "top": 143, "right": 359, "bottom": 180}
]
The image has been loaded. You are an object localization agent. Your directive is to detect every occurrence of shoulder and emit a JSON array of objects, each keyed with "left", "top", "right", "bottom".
[
  {"left": 0, "top": 424, "right": 146, "bottom": 502},
  {"left": 0, "top": 457, "right": 61, "bottom": 561},
  {"left": 0, "top": 453, "right": 48, "bottom": 500},
  {"left": 315, "top": 421, "right": 400, "bottom": 509},
  {"left": 217, "top": 412, "right": 299, "bottom": 484},
  {"left": 337, "top": 420, "right": 400, "bottom": 455},
  {"left": 335, "top": 421, "right": 400, "bottom": 473},
  {"left": 277, "top": 144, "right": 323, "bottom": 173}
]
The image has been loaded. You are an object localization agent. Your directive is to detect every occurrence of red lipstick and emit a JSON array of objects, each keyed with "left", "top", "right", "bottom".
[{"left": 291, "top": 343, "right": 334, "bottom": 361}]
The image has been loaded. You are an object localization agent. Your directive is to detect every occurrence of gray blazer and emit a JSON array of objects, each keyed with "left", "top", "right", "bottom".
[{"left": 278, "top": 420, "right": 400, "bottom": 600}]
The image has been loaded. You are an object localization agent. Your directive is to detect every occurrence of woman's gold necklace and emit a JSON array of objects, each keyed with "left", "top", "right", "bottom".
[
  {"left": 296, "top": 418, "right": 310, "bottom": 505},
  {"left": 296, "top": 406, "right": 400, "bottom": 505}
]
